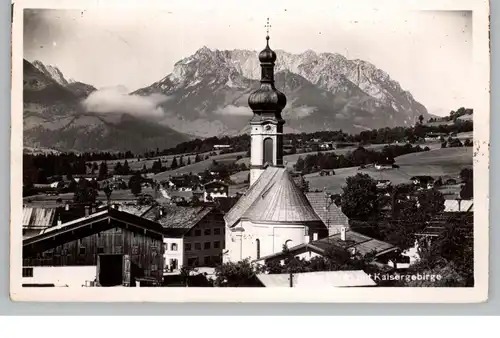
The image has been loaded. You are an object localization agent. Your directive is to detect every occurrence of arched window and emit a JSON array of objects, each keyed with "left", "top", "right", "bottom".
[
  {"left": 171, "top": 243, "right": 178, "bottom": 251},
  {"left": 285, "top": 240, "right": 294, "bottom": 248},
  {"left": 263, "top": 137, "right": 274, "bottom": 165},
  {"left": 256, "top": 239, "right": 261, "bottom": 259}
]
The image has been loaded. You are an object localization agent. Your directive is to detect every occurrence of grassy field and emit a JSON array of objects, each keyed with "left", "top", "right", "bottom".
[
  {"left": 305, "top": 147, "right": 473, "bottom": 195},
  {"left": 87, "top": 151, "right": 215, "bottom": 173},
  {"left": 235, "top": 142, "right": 443, "bottom": 169},
  {"left": 153, "top": 151, "right": 247, "bottom": 181},
  {"left": 24, "top": 187, "right": 157, "bottom": 207}
]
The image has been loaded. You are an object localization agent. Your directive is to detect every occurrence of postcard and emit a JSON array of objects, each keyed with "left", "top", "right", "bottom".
[{"left": 10, "top": 0, "right": 490, "bottom": 302}]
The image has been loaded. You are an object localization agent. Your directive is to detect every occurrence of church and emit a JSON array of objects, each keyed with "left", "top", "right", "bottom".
[{"left": 222, "top": 32, "right": 329, "bottom": 263}]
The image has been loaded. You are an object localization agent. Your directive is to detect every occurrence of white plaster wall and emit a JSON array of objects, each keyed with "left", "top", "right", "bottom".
[
  {"left": 22, "top": 266, "right": 97, "bottom": 287},
  {"left": 204, "top": 191, "right": 228, "bottom": 202},
  {"left": 164, "top": 237, "right": 183, "bottom": 271},
  {"left": 224, "top": 220, "right": 309, "bottom": 262}
]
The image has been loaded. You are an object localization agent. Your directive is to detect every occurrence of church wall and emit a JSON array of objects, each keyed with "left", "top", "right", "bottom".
[{"left": 224, "top": 220, "right": 321, "bottom": 262}]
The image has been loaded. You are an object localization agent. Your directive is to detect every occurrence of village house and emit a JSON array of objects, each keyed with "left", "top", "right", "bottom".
[
  {"left": 203, "top": 180, "right": 229, "bottom": 201},
  {"left": 142, "top": 205, "right": 225, "bottom": 271},
  {"left": 410, "top": 176, "right": 435, "bottom": 189},
  {"left": 305, "top": 192, "right": 349, "bottom": 236},
  {"left": 22, "top": 207, "right": 165, "bottom": 287},
  {"left": 253, "top": 227, "right": 399, "bottom": 267}
]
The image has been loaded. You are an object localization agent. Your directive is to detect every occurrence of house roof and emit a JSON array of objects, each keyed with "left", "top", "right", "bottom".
[
  {"left": 23, "top": 208, "right": 164, "bottom": 254},
  {"left": 313, "top": 231, "right": 397, "bottom": 257},
  {"left": 116, "top": 204, "right": 154, "bottom": 217},
  {"left": 142, "top": 205, "right": 214, "bottom": 230},
  {"left": 305, "top": 192, "right": 349, "bottom": 228},
  {"left": 224, "top": 167, "right": 321, "bottom": 227},
  {"left": 255, "top": 230, "right": 398, "bottom": 262},
  {"left": 257, "top": 270, "right": 376, "bottom": 287},
  {"left": 22, "top": 207, "right": 57, "bottom": 229},
  {"left": 444, "top": 199, "right": 474, "bottom": 212}
]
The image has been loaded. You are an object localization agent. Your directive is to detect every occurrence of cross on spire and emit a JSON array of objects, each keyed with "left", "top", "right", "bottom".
[{"left": 265, "top": 17, "right": 271, "bottom": 38}]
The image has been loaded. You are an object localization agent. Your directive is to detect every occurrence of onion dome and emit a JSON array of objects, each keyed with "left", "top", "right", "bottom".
[
  {"left": 259, "top": 36, "right": 277, "bottom": 63},
  {"left": 248, "top": 35, "right": 287, "bottom": 117}
]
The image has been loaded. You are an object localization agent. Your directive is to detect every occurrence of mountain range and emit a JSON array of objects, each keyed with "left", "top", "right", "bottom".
[
  {"left": 23, "top": 47, "right": 430, "bottom": 152},
  {"left": 23, "top": 60, "right": 190, "bottom": 153}
]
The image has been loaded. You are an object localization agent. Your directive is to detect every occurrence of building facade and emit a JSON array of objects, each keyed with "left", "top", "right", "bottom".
[{"left": 22, "top": 208, "right": 165, "bottom": 286}]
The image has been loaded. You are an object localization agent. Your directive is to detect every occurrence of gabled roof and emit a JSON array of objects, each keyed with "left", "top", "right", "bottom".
[
  {"left": 142, "top": 205, "right": 214, "bottom": 230},
  {"left": 22, "top": 207, "right": 57, "bottom": 229},
  {"left": 257, "top": 270, "right": 376, "bottom": 287},
  {"left": 224, "top": 167, "right": 321, "bottom": 227},
  {"left": 305, "top": 192, "right": 349, "bottom": 228},
  {"left": 23, "top": 208, "right": 164, "bottom": 254},
  {"left": 255, "top": 230, "right": 398, "bottom": 262}
]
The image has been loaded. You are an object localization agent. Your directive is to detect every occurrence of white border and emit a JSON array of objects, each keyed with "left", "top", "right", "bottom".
[{"left": 10, "top": 0, "right": 490, "bottom": 303}]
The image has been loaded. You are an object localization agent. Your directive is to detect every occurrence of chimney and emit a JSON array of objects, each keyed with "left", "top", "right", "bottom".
[
  {"left": 313, "top": 233, "right": 318, "bottom": 241},
  {"left": 85, "top": 206, "right": 90, "bottom": 217},
  {"left": 340, "top": 227, "right": 347, "bottom": 241},
  {"left": 57, "top": 217, "right": 62, "bottom": 226},
  {"left": 64, "top": 203, "right": 69, "bottom": 211}
]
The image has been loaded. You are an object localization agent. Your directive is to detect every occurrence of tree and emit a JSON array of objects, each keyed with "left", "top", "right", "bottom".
[
  {"left": 73, "top": 179, "right": 98, "bottom": 205},
  {"left": 464, "top": 138, "right": 473, "bottom": 147},
  {"left": 128, "top": 173, "right": 142, "bottom": 196},
  {"left": 460, "top": 168, "right": 473, "bottom": 183},
  {"left": 214, "top": 259, "right": 264, "bottom": 287},
  {"left": 187, "top": 157, "right": 191, "bottom": 165},
  {"left": 294, "top": 157, "right": 305, "bottom": 172},
  {"left": 170, "top": 157, "right": 178, "bottom": 170},
  {"left": 114, "top": 162, "right": 123, "bottom": 174},
  {"left": 341, "top": 173, "right": 378, "bottom": 220},
  {"left": 417, "top": 189, "right": 445, "bottom": 216},
  {"left": 194, "top": 154, "right": 201, "bottom": 163},
  {"left": 418, "top": 115, "right": 424, "bottom": 125},
  {"left": 103, "top": 183, "right": 113, "bottom": 204},
  {"left": 98, "top": 162, "right": 108, "bottom": 180},
  {"left": 460, "top": 180, "right": 473, "bottom": 199},
  {"left": 123, "top": 160, "right": 130, "bottom": 174}
]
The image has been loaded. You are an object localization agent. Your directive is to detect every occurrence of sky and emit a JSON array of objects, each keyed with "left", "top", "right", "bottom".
[{"left": 23, "top": 6, "right": 473, "bottom": 116}]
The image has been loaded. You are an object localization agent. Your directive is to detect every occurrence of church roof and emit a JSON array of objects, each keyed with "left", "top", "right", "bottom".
[{"left": 224, "top": 167, "right": 321, "bottom": 227}]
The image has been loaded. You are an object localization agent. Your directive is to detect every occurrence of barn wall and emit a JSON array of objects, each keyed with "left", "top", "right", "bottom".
[{"left": 23, "top": 224, "right": 164, "bottom": 282}]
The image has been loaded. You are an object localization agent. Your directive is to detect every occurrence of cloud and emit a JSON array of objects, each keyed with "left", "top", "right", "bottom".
[
  {"left": 213, "top": 105, "right": 252, "bottom": 116},
  {"left": 284, "top": 105, "right": 317, "bottom": 118},
  {"left": 81, "top": 87, "right": 171, "bottom": 118}
]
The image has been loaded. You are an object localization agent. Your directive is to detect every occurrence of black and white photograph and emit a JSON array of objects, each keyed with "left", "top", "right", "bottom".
[{"left": 10, "top": 0, "right": 490, "bottom": 302}]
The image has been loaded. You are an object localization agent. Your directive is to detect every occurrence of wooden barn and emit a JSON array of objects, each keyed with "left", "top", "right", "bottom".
[{"left": 22, "top": 207, "right": 164, "bottom": 287}]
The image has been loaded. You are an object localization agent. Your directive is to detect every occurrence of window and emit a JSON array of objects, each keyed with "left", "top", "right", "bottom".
[
  {"left": 195, "top": 229, "right": 201, "bottom": 237},
  {"left": 22, "top": 267, "right": 33, "bottom": 278},
  {"left": 263, "top": 137, "right": 274, "bottom": 164},
  {"left": 256, "top": 239, "right": 261, "bottom": 259},
  {"left": 214, "top": 228, "right": 221, "bottom": 235},
  {"left": 204, "top": 229, "right": 211, "bottom": 236},
  {"left": 115, "top": 227, "right": 122, "bottom": 234},
  {"left": 171, "top": 243, "right": 178, "bottom": 251},
  {"left": 151, "top": 264, "right": 158, "bottom": 271},
  {"left": 132, "top": 245, "right": 139, "bottom": 255},
  {"left": 97, "top": 247, "right": 104, "bottom": 254},
  {"left": 79, "top": 247, "right": 86, "bottom": 255},
  {"left": 204, "top": 242, "right": 211, "bottom": 250},
  {"left": 204, "top": 256, "right": 211, "bottom": 266},
  {"left": 195, "top": 243, "right": 201, "bottom": 250},
  {"left": 187, "top": 257, "right": 198, "bottom": 267},
  {"left": 214, "top": 241, "right": 221, "bottom": 249},
  {"left": 169, "top": 259, "right": 178, "bottom": 270},
  {"left": 185, "top": 243, "right": 192, "bottom": 251},
  {"left": 163, "top": 243, "right": 168, "bottom": 252},
  {"left": 212, "top": 256, "right": 221, "bottom": 264}
]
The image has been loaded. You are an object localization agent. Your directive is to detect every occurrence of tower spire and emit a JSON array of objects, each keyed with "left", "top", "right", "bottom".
[{"left": 265, "top": 17, "right": 271, "bottom": 40}]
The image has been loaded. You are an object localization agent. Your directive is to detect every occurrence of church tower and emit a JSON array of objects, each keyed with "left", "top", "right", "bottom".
[{"left": 247, "top": 19, "right": 287, "bottom": 186}]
